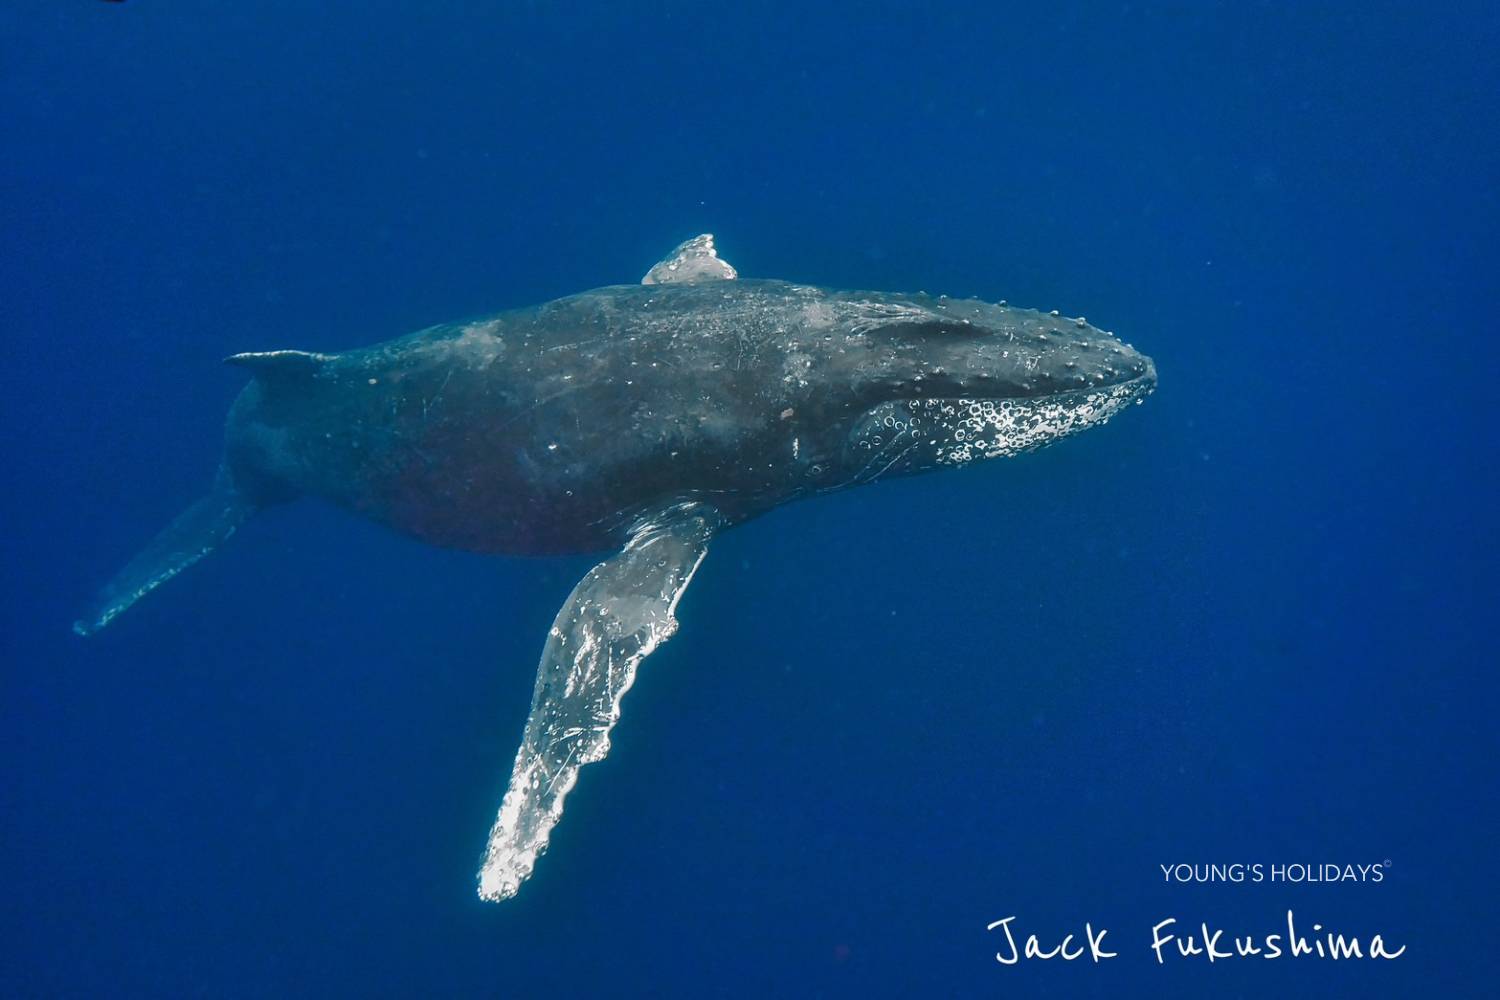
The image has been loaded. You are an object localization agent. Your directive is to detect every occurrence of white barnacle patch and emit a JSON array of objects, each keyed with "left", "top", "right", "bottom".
[
  {"left": 448, "top": 318, "right": 506, "bottom": 367},
  {"left": 783, "top": 351, "right": 812, "bottom": 387},
  {"left": 843, "top": 379, "right": 1146, "bottom": 485},
  {"left": 925, "top": 381, "right": 1141, "bottom": 467},
  {"left": 801, "top": 301, "right": 837, "bottom": 329}
]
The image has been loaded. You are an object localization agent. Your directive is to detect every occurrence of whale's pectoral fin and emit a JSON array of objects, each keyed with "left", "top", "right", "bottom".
[
  {"left": 642, "top": 233, "right": 738, "bottom": 285},
  {"left": 73, "top": 466, "right": 256, "bottom": 636},
  {"left": 477, "top": 502, "right": 723, "bottom": 902}
]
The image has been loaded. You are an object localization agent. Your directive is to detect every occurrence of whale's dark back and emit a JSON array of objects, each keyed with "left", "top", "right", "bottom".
[{"left": 222, "top": 282, "right": 862, "bottom": 555}]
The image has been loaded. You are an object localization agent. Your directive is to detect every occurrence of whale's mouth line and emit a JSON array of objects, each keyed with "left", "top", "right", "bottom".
[
  {"left": 908, "top": 359, "right": 1158, "bottom": 411},
  {"left": 851, "top": 360, "right": 1159, "bottom": 433},
  {"left": 1051, "top": 361, "right": 1156, "bottom": 404}
]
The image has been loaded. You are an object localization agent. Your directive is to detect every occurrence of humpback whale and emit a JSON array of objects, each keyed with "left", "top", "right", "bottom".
[{"left": 75, "top": 236, "right": 1157, "bottom": 901}]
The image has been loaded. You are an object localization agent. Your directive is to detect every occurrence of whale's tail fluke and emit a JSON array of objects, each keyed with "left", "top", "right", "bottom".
[{"left": 73, "top": 466, "right": 257, "bottom": 636}]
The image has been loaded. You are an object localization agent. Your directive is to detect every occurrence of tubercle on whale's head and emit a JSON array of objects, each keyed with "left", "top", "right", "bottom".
[{"left": 816, "top": 296, "right": 1156, "bottom": 486}]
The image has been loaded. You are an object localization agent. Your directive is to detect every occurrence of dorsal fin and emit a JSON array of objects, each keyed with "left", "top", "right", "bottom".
[
  {"left": 642, "top": 234, "right": 738, "bottom": 285},
  {"left": 225, "top": 350, "right": 336, "bottom": 378}
]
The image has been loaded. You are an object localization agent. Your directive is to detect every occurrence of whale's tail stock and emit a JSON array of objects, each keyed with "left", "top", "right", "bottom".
[{"left": 73, "top": 465, "right": 256, "bottom": 636}]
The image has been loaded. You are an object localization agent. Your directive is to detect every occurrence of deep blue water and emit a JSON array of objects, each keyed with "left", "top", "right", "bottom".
[{"left": 3, "top": 3, "right": 1495, "bottom": 997}]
